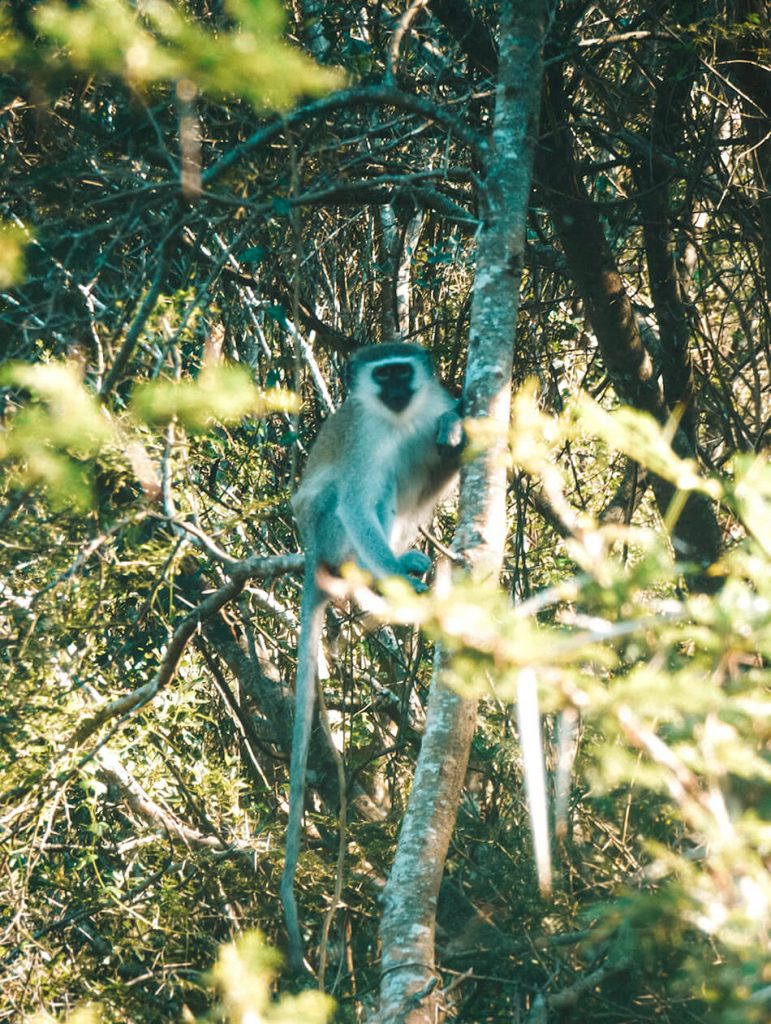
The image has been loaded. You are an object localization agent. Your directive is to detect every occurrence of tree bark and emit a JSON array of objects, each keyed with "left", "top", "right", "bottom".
[{"left": 376, "top": 3, "right": 549, "bottom": 1020}]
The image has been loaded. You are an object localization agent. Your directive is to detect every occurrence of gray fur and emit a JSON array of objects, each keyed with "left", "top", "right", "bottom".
[{"left": 281, "top": 344, "right": 464, "bottom": 973}]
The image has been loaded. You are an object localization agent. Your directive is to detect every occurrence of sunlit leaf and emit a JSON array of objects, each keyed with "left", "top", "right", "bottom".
[
  {"left": 130, "top": 364, "right": 298, "bottom": 431},
  {"left": 210, "top": 931, "right": 334, "bottom": 1023},
  {"left": 0, "top": 221, "right": 31, "bottom": 288},
  {"left": 0, "top": 361, "right": 112, "bottom": 508}
]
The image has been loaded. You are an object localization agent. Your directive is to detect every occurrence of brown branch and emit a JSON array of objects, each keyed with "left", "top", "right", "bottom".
[
  {"left": 632, "top": 48, "right": 700, "bottom": 445},
  {"left": 545, "top": 944, "right": 634, "bottom": 1012},
  {"left": 72, "top": 576, "right": 245, "bottom": 744},
  {"left": 96, "top": 746, "right": 233, "bottom": 851},
  {"left": 598, "top": 460, "right": 648, "bottom": 525},
  {"left": 195, "top": 640, "right": 272, "bottom": 791},
  {"left": 536, "top": 66, "right": 722, "bottom": 587}
]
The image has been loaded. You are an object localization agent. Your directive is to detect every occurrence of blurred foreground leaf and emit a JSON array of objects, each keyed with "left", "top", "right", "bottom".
[
  {"left": 209, "top": 931, "right": 335, "bottom": 1023},
  {"left": 0, "top": 220, "right": 31, "bottom": 288},
  {"left": 35, "top": 0, "right": 343, "bottom": 111},
  {"left": 393, "top": 392, "right": 771, "bottom": 1019},
  {"left": 0, "top": 361, "right": 112, "bottom": 508},
  {"left": 131, "top": 363, "right": 298, "bottom": 431}
]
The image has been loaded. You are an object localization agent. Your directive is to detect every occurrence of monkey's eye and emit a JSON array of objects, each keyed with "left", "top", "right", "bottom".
[{"left": 373, "top": 362, "right": 414, "bottom": 385}]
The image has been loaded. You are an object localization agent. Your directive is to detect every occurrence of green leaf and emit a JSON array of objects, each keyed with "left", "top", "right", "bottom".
[
  {"left": 238, "top": 244, "right": 268, "bottom": 264},
  {"left": 0, "top": 221, "right": 32, "bottom": 288}
]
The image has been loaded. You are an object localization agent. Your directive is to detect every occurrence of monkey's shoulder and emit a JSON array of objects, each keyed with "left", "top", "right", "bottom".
[{"left": 299, "top": 402, "right": 356, "bottom": 468}]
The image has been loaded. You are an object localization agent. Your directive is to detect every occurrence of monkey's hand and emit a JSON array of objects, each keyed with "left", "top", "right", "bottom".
[
  {"left": 399, "top": 549, "right": 432, "bottom": 577},
  {"left": 398, "top": 550, "right": 432, "bottom": 592},
  {"left": 436, "top": 406, "right": 465, "bottom": 452}
]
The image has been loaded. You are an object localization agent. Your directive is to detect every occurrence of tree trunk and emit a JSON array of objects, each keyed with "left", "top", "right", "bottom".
[
  {"left": 721, "top": 0, "right": 771, "bottom": 312},
  {"left": 376, "top": 3, "right": 549, "bottom": 1020}
]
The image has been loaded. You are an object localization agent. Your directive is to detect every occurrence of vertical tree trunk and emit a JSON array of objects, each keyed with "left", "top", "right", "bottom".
[
  {"left": 376, "top": 3, "right": 549, "bottom": 1021},
  {"left": 720, "top": 1, "right": 771, "bottom": 334}
]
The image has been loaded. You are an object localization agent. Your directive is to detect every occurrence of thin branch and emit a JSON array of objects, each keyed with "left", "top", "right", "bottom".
[
  {"left": 203, "top": 84, "right": 487, "bottom": 187},
  {"left": 72, "top": 553, "right": 304, "bottom": 745},
  {"left": 146, "top": 513, "right": 244, "bottom": 568},
  {"left": 546, "top": 944, "right": 634, "bottom": 1012},
  {"left": 284, "top": 316, "right": 336, "bottom": 414},
  {"left": 317, "top": 678, "right": 348, "bottom": 991},
  {"left": 99, "top": 218, "right": 179, "bottom": 398},
  {"left": 31, "top": 512, "right": 152, "bottom": 605},
  {"left": 96, "top": 745, "right": 233, "bottom": 851},
  {"left": 387, "top": 0, "right": 431, "bottom": 83}
]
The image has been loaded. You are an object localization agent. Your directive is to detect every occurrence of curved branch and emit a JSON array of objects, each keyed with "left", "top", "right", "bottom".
[
  {"left": 536, "top": 64, "right": 722, "bottom": 587},
  {"left": 72, "top": 553, "right": 304, "bottom": 745},
  {"left": 203, "top": 84, "right": 488, "bottom": 187}
]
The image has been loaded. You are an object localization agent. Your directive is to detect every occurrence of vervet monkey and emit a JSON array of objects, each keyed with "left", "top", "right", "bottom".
[{"left": 281, "top": 342, "right": 464, "bottom": 973}]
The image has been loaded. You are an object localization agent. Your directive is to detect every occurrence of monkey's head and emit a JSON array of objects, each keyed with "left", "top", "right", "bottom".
[{"left": 348, "top": 343, "right": 436, "bottom": 415}]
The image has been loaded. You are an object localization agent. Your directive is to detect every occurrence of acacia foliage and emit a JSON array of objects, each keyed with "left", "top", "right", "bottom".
[{"left": 0, "top": 2, "right": 769, "bottom": 1022}]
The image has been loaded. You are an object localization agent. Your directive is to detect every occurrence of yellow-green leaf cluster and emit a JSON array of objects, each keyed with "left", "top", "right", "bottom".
[
  {"left": 571, "top": 394, "right": 721, "bottom": 498},
  {"left": 35, "top": 0, "right": 343, "bottom": 112},
  {"left": 0, "top": 11, "right": 23, "bottom": 67},
  {"left": 210, "top": 931, "right": 334, "bottom": 1023},
  {"left": 0, "top": 220, "right": 31, "bottom": 288},
  {"left": 130, "top": 363, "right": 298, "bottom": 431},
  {"left": 0, "top": 361, "right": 112, "bottom": 508}
]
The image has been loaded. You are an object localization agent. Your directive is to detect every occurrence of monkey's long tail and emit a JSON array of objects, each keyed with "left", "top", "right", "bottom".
[{"left": 280, "top": 569, "right": 327, "bottom": 975}]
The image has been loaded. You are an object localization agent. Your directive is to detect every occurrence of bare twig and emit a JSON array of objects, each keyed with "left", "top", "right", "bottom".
[
  {"left": 31, "top": 512, "right": 151, "bottom": 605},
  {"left": 387, "top": 0, "right": 431, "bottom": 83},
  {"left": 96, "top": 745, "right": 232, "bottom": 850},
  {"left": 203, "top": 85, "right": 487, "bottom": 187},
  {"left": 284, "top": 315, "right": 336, "bottom": 414},
  {"left": 516, "top": 668, "right": 552, "bottom": 896},
  {"left": 72, "top": 553, "right": 304, "bottom": 745},
  {"left": 99, "top": 219, "right": 179, "bottom": 398},
  {"left": 317, "top": 679, "right": 348, "bottom": 991}
]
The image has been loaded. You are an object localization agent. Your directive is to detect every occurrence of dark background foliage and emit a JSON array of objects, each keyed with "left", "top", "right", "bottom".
[{"left": 0, "top": 2, "right": 768, "bottom": 1022}]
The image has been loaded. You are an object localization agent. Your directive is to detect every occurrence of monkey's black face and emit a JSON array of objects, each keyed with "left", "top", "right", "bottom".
[{"left": 372, "top": 360, "right": 415, "bottom": 413}]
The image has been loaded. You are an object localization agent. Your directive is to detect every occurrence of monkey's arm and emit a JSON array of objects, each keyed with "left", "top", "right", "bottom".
[
  {"left": 429, "top": 402, "right": 465, "bottom": 492},
  {"left": 336, "top": 494, "right": 411, "bottom": 581}
]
